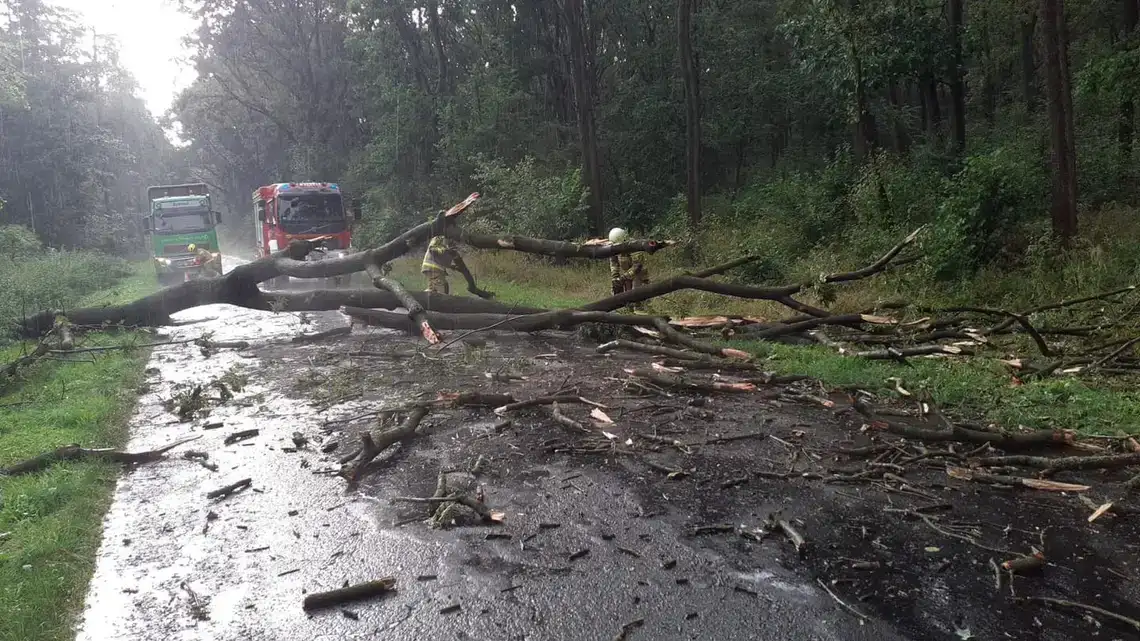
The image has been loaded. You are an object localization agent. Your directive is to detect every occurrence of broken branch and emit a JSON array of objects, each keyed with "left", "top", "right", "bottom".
[
  {"left": 302, "top": 577, "right": 397, "bottom": 611},
  {"left": 1, "top": 435, "right": 201, "bottom": 476}
]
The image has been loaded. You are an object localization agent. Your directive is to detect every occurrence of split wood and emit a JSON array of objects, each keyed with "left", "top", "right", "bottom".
[{"left": 368, "top": 265, "right": 441, "bottom": 344}]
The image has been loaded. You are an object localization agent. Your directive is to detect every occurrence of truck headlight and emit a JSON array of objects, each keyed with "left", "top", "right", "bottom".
[{"left": 155, "top": 257, "right": 171, "bottom": 266}]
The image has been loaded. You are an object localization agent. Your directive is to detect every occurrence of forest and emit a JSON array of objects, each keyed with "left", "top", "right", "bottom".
[
  {"left": 0, "top": 0, "right": 1137, "bottom": 295},
  {"left": 4, "top": 4, "right": 1140, "bottom": 639},
  {"left": 160, "top": 0, "right": 1138, "bottom": 293}
]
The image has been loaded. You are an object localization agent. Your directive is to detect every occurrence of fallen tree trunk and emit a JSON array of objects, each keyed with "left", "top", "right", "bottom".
[
  {"left": 342, "top": 307, "right": 667, "bottom": 333},
  {"left": 445, "top": 229, "right": 673, "bottom": 259},
  {"left": 19, "top": 215, "right": 487, "bottom": 337},
  {"left": 19, "top": 220, "right": 919, "bottom": 339}
]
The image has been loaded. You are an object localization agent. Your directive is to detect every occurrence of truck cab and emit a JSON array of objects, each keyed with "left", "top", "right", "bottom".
[
  {"left": 253, "top": 182, "right": 359, "bottom": 288},
  {"left": 145, "top": 183, "right": 223, "bottom": 285}
]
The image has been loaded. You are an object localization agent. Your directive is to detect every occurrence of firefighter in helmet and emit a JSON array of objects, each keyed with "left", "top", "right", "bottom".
[
  {"left": 188, "top": 243, "right": 222, "bottom": 277},
  {"left": 607, "top": 227, "right": 650, "bottom": 294},
  {"left": 421, "top": 211, "right": 495, "bottom": 299}
]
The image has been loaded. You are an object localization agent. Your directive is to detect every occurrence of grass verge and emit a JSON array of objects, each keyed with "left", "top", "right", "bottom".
[
  {"left": 0, "top": 262, "right": 158, "bottom": 641},
  {"left": 389, "top": 251, "right": 1140, "bottom": 436}
]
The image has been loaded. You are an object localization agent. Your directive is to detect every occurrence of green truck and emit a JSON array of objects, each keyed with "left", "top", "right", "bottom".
[{"left": 144, "top": 183, "right": 224, "bottom": 285}]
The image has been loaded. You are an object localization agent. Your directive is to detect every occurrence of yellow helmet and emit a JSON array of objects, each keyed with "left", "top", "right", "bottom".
[{"left": 187, "top": 243, "right": 197, "bottom": 252}]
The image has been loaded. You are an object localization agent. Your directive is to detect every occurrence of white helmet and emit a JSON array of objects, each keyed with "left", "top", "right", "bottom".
[{"left": 608, "top": 227, "right": 629, "bottom": 244}]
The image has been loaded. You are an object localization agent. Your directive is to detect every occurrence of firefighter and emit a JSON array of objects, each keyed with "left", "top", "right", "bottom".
[
  {"left": 421, "top": 212, "right": 495, "bottom": 299},
  {"left": 187, "top": 243, "right": 222, "bottom": 277},
  {"left": 607, "top": 228, "right": 650, "bottom": 293}
]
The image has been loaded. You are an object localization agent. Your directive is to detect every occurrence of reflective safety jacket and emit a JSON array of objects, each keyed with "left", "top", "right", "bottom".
[{"left": 422, "top": 235, "right": 457, "bottom": 274}]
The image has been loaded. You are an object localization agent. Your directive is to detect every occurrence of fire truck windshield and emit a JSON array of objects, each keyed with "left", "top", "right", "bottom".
[{"left": 278, "top": 193, "right": 344, "bottom": 224}]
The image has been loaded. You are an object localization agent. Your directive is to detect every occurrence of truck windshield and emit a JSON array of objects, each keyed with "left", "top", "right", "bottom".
[
  {"left": 278, "top": 194, "right": 343, "bottom": 221},
  {"left": 154, "top": 211, "right": 213, "bottom": 233}
]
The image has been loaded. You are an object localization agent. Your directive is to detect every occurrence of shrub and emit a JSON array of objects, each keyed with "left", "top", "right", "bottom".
[
  {"left": 923, "top": 142, "right": 1047, "bottom": 280},
  {"left": 470, "top": 155, "right": 590, "bottom": 240},
  {"left": 0, "top": 250, "right": 131, "bottom": 339}
]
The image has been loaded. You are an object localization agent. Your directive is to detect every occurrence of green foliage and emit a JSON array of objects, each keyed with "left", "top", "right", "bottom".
[
  {"left": 0, "top": 2, "right": 177, "bottom": 251},
  {"left": 470, "top": 156, "right": 590, "bottom": 240},
  {"left": 0, "top": 252, "right": 133, "bottom": 340},
  {"left": 926, "top": 143, "right": 1047, "bottom": 279},
  {"left": 0, "top": 225, "right": 42, "bottom": 258}
]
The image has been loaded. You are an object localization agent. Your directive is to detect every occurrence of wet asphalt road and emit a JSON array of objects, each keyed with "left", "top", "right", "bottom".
[{"left": 69, "top": 258, "right": 919, "bottom": 641}]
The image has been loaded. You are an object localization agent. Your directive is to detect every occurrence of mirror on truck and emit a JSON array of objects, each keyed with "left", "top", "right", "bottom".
[
  {"left": 350, "top": 198, "right": 362, "bottom": 221},
  {"left": 213, "top": 210, "right": 223, "bottom": 223},
  {"left": 256, "top": 202, "right": 266, "bottom": 222}
]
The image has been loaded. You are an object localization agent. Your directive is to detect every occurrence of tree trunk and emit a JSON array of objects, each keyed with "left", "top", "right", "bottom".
[
  {"left": 1120, "top": 0, "right": 1138, "bottom": 167},
  {"left": 678, "top": 0, "right": 702, "bottom": 229},
  {"left": 1021, "top": 12, "right": 1039, "bottom": 114},
  {"left": 426, "top": 0, "right": 450, "bottom": 96},
  {"left": 852, "top": 49, "right": 878, "bottom": 160},
  {"left": 978, "top": 2, "right": 997, "bottom": 127},
  {"left": 920, "top": 72, "right": 942, "bottom": 138},
  {"left": 562, "top": 0, "right": 605, "bottom": 236},
  {"left": 948, "top": 0, "right": 967, "bottom": 152},
  {"left": 887, "top": 81, "right": 911, "bottom": 154},
  {"left": 1040, "top": 0, "right": 1078, "bottom": 243}
]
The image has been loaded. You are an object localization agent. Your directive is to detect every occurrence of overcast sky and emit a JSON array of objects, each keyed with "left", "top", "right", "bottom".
[{"left": 53, "top": 0, "right": 197, "bottom": 119}]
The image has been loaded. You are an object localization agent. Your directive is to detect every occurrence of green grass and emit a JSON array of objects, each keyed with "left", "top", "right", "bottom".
[
  {"left": 751, "top": 342, "right": 1140, "bottom": 434},
  {"left": 0, "top": 262, "right": 157, "bottom": 641}
]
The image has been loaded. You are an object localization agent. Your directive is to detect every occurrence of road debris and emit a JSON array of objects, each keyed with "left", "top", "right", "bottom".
[{"left": 301, "top": 577, "right": 397, "bottom": 611}]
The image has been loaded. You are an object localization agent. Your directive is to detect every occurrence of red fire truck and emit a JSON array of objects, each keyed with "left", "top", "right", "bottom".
[{"left": 252, "top": 182, "right": 360, "bottom": 288}]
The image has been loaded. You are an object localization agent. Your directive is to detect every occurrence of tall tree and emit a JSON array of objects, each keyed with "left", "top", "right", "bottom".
[
  {"left": 677, "top": 0, "right": 701, "bottom": 228},
  {"left": 562, "top": 0, "right": 605, "bottom": 235},
  {"left": 1119, "top": 0, "right": 1138, "bottom": 165},
  {"left": 1040, "top": 0, "right": 1078, "bottom": 242},
  {"left": 0, "top": 0, "right": 174, "bottom": 250},
  {"left": 947, "top": 0, "right": 966, "bottom": 151}
]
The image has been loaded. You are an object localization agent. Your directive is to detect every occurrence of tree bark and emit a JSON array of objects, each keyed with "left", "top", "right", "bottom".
[
  {"left": 948, "top": 0, "right": 967, "bottom": 152},
  {"left": 678, "top": 0, "right": 702, "bottom": 229},
  {"left": 562, "top": 0, "right": 605, "bottom": 236},
  {"left": 1040, "top": 0, "right": 1078, "bottom": 243},
  {"left": 920, "top": 72, "right": 942, "bottom": 138},
  {"left": 887, "top": 81, "right": 911, "bottom": 154},
  {"left": 1120, "top": 0, "right": 1139, "bottom": 167},
  {"left": 851, "top": 48, "right": 878, "bottom": 159},
  {"left": 1021, "top": 12, "right": 1039, "bottom": 114}
]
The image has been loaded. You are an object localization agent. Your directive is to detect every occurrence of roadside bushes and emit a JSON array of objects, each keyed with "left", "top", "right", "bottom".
[{"left": 0, "top": 226, "right": 131, "bottom": 339}]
